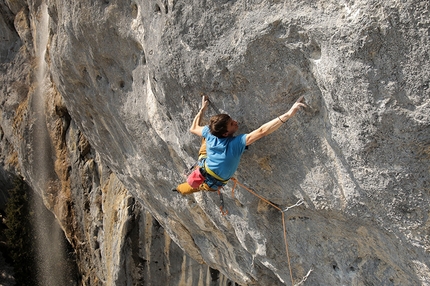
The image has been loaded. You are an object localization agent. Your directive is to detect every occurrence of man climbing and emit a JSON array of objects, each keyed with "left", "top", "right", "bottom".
[{"left": 174, "top": 95, "right": 306, "bottom": 195}]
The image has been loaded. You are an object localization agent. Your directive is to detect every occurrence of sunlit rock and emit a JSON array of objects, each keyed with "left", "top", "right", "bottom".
[{"left": 0, "top": 0, "right": 429, "bottom": 285}]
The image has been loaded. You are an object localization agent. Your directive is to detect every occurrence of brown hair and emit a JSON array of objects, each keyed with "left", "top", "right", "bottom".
[{"left": 209, "top": 114, "right": 231, "bottom": 138}]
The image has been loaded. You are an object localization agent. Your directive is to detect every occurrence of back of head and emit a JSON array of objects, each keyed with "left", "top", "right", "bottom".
[{"left": 209, "top": 114, "right": 230, "bottom": 138}]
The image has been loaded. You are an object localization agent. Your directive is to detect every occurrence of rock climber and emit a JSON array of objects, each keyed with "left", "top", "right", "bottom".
[{"left": 174, "top": 95, "right": 306, "bottom": 195}]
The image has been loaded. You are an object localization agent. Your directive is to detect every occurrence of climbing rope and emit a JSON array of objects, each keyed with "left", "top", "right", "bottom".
[
  {"left": 192, "top": 161, "right": 311, "bottom": 284},
  {"left": 226, "top": 177, "right": 312, "bottom": 286}
]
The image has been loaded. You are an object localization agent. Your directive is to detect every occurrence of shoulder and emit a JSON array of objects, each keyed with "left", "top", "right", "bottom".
[
  {"left": 231, "top": 134, "right": 247, "bottom": 148},
  {"left": 202, "top": 125, "right": 210, "bottom": 137},
  {"left": 236, "top": 134, "right": 247, "bottom": 145}
]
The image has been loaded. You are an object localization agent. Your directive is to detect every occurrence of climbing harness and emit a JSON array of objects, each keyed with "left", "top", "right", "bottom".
[
  {"left": 201, "top": 162, "right": 230, "bottom": 215},
  {"left": 185, "top": 160, "right": 230, "bottom": 215},
  {"left": 201, "top": 164, "right": 229, "bottom": 215},
  {"left": 204, "top": 161, "right": 229, "bottom": 184}
]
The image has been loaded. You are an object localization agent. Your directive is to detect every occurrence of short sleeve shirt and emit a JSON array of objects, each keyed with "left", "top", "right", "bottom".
[{"left": 202, "top": 126, "right": 247, "bottom": 180}]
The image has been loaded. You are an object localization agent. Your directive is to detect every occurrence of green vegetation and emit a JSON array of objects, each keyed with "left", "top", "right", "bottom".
[{"left": 5, "top": 176, "right": 38, "bottom": 286}]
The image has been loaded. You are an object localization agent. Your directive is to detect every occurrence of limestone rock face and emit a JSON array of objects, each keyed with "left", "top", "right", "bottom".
[
  {"left": 0, "top": 1, "right": 230, "bottom": 285},
  {"left": 0, "top": 0, "right": 429, "bottom": 285}
]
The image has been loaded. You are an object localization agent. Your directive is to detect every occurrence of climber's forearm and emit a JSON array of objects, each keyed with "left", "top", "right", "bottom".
[
  {"left": 245, "top": 113, "right": 291, "bottom": 145},
  {"left": 259, "top": 112, "right": 292, "bottom": 135},
  {"left": 245, "top": 96, "right": 306, "bottom": 146},
  {"left": 190, "top": 96, "right": 209, "bottom": 136},
  {"left": 189, "top": 107, "right": 206, "bottom": 136}
]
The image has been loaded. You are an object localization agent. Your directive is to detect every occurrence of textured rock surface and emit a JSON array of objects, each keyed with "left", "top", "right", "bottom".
[
  {"left": 1, "top": 0, "right": 429, "bottom": 285},
  {"left": 0, "top": 1, "right": 231, "bottom": 285}
]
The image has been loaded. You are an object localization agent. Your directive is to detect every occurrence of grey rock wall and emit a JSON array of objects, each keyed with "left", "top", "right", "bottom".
[
  {"left": 0, "top": 0, "right": 233, "bottom": 285},
  {"left": 0, "top": 0, "right": 429, "bottom": 285}
]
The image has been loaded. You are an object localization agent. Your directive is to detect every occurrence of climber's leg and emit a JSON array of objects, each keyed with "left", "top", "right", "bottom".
[
  {"left": 174, "top": 139, "right": 208, "bottom": 195},
  {"left": 175, "top": 182, "right": 200, "bottom": 195},
  {"left": 198, "top": 138, "right": 207, "bottom": 159}
]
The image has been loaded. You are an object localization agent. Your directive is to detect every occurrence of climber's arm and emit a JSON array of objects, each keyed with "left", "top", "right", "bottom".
[
  {"left": 189, "top": 96, "right": 209, "bottom": 136},
  {"left": 245, "top": 96, "right": 306, "bottom": 146}
]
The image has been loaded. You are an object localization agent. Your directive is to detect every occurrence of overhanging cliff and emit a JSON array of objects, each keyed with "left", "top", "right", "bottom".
[{"left": 0, "top": 0, "right": 429, "bottom": 285}]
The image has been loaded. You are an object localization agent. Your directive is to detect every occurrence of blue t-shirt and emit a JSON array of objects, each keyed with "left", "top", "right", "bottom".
[{"left": 202, "top": 126, "right": 247, "bottom": 180}]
